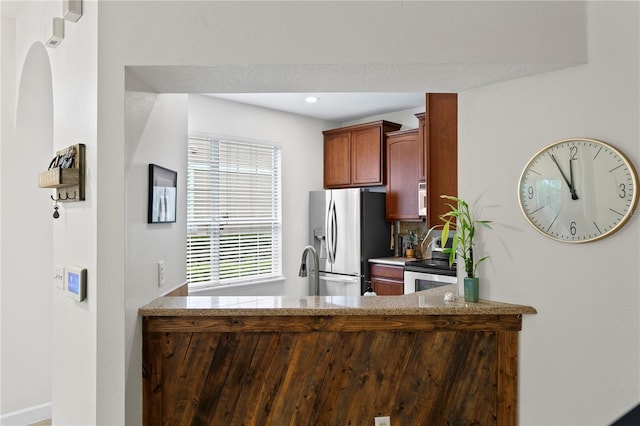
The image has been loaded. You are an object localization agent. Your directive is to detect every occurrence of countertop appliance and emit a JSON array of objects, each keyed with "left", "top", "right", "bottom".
[
  {"left": 308, "top": 189, "right": 392, "bottom": 295},
  {"left": 403, "top": 230, "right": 457, "bottom": 294}
]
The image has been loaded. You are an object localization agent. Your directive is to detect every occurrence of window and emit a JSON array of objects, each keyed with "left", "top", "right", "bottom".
[{"left": 187, "top": 136, "right": 282, "bottom": 289}]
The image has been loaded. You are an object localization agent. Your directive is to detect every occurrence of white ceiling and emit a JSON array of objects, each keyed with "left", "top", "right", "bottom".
[
  {"left": 127, "top": 62, "right": 573, "bottom": 123},
  {"left": 205, "top": 92, "right": 425, "bottom": 123},
  {"left": 8, "top": 0, "right": 580, "bottom": 124}
]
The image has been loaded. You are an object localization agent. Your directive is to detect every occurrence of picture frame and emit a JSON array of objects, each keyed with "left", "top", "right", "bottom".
[{"left": 148, "top": 164, "right": 177, "bottom": 224}]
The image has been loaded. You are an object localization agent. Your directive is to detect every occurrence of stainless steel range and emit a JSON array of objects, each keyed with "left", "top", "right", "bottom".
[{"left": 403, "top": 230, "right": 457, "bottom": 294}]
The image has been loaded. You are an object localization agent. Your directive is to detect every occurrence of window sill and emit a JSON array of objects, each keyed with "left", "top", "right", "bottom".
[{"left": 189, "top": 276, "right": 286, "bottom": 296}]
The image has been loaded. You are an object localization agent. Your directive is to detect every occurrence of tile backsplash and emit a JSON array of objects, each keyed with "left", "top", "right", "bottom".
[{"left": 398, "top": 221, "right": 428, "bottom": 258}]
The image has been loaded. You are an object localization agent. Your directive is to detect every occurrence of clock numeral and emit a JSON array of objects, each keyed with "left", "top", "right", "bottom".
[
  {"left": 527, "top": 186, "right": 534, "bottom": 199},
  {"left": 570, "top": 145, "right": 578, "bottom": 160},
  {"left": 619, "top": 183, "right": 627, "bottom": 199},
  {"left": 570, "top": 221, "right": 577, "bottom": 236}
]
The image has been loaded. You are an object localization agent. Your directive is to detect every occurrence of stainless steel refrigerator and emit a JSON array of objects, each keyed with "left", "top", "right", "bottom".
[{"left": 308, "top": 188, "right": 392, "bottom": 295}]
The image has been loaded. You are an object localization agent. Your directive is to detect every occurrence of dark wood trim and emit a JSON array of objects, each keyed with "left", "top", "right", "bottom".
[
  {"left": 497, "top": 331, "right": 519, "bottom": 425},
  {"left": 143, "top": 314, "right": 523, "bottom": 333},
  {"left": 321, "top": 120, "right": 402, "bottom": 136}
]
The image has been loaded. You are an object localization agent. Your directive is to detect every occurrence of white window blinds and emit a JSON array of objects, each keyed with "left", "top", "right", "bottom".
[{"left": 187, "top": 136, "right": 282, "bottom": 288}]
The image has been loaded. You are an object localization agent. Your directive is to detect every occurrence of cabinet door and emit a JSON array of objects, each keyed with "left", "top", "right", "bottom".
[
  {"left": 324, "top": 132, "right": 351, "bottom": 188},
  {"left": 371, "top": 278, "right": 404, "bottom": 296},
  {"left": 370, "top": 263, "right": 405, "bottom": 296},
  {"left": 386, "top": 130, "right": 420, "bottom": 221},
  {"left": 350, "top": 127, "right": 383, "bottom": 186},
  {"left": 426, "top": 93, "right": 458, "bottom": 229}
]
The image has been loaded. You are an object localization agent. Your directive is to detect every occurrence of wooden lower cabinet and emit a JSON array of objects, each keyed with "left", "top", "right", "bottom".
[
  {"left": 143, "top": 314, "right": 524, "bottom": 425},
  {"left": 370, "top": 263, "right": 404, "bottom": 295}
]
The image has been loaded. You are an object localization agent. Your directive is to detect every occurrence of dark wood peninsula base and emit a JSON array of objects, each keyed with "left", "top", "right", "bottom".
[{"left": 141, "top": 293, "right": 536, "bottom": 425}]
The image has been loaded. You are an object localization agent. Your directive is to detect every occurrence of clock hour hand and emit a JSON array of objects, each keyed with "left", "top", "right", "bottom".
[{"left": 551, "top": 154, "right": 579, "bottom": 200}]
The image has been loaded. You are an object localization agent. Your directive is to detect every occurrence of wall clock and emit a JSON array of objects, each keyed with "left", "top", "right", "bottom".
[{"left": 518, "top": 138, "right": 638, "bottom": 242}]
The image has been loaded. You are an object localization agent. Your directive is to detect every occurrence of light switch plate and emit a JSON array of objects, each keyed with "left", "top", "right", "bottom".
[{"left": 54, "top": 264, "right": 64, "bottom": 289}]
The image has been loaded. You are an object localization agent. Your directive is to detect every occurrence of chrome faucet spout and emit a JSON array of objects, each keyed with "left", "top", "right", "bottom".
[{"left": 298, "top": 245, "right": 320, "bottom": 296}]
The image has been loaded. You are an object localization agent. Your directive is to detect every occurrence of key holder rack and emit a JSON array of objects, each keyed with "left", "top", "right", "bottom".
[{"left": 39, "top": 143, "right": 85, "bottom": 218}]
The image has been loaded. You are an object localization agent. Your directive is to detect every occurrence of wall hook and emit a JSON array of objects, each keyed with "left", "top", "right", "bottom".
[{"left": 51, "top": 190, "right": 78, "bottom": 201}]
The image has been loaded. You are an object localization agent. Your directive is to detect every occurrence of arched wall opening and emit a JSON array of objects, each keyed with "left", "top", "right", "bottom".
[{"left": 1, "top": 41, "right": 54, "bottom": 422}]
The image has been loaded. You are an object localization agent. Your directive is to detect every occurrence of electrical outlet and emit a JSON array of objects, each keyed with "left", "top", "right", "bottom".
[
  {"left": 54, "top": 264, "right": 64, "bottom": 289},
  {"left": 375, "top": 416, "right": 390, "bottom": 426},
  {"left": 158, "top": 260, "right": 165, "bottom": 287}
]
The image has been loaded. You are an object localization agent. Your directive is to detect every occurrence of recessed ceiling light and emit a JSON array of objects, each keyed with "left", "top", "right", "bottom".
[{"left": 305, "top": 96, "right": 319, "bottom": 104}]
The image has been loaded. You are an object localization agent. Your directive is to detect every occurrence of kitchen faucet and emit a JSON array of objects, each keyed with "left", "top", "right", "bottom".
[{"left": 298, "top": 245, "right": 320, "bottom": 296}]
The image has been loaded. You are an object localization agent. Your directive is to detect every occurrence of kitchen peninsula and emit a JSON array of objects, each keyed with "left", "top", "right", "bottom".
[{"left": 140, "top": 286, "right": 536, "bottom": 425}]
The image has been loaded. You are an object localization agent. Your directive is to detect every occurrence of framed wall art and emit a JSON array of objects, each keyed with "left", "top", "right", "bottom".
[{"left": 148, "top": 164, "right": 177, "bottom": 224}]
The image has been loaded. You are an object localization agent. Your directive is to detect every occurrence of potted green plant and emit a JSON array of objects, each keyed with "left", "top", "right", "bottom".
[
  {"left": 405, "top": 230, "right": 417, "bottom": 258},
  {"left": 439, "top": 195, "right": 492, "bottom": 302}
]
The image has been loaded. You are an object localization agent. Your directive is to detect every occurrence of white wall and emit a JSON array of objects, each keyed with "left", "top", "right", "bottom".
[
  {"left": 1, "top": 27, "right": 53, "bottom": 422},
  {"left": 459, "top": 2, "right": 639, "bottom": 424},
  {"left": 6, "top": 1, "right": 633, "bottom": 425},
  {"left": 1, "top": 2, "right": 98, "bottom": 425},
  {"left": 188, "top": 95, "right": 331, "bottom": 297},
  {"left": 95, "top": 3, "right": 588, "bottom": 424},
  {"left": 341, "top": 106, "right": 424, "bottom": 129},
  {"left": 124, "top": 91, "right": 188, "bottom": 426},
  {"left": 121, "top": 78, "right": 331, "bottom": 426}
]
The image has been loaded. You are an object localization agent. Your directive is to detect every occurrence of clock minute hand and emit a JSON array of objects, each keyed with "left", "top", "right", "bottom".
[
  {"left": 551, "top": 154, "right": 579, "bottom": 200},
  {"left": 569, "top": 157, "right": 579, "bottom": 200}
]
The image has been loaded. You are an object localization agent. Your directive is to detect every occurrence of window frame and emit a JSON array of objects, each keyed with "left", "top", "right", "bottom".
[{"left": 186, "top": 134, "right": 283, "bottom": 291}]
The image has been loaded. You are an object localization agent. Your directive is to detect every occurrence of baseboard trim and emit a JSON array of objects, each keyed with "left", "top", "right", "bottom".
[{"left": 0, "top": 402, "right": 51, "bottom": 425}]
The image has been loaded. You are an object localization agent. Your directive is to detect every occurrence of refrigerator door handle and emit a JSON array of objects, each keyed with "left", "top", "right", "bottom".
[
  {"left": 320, "top": 275, "right": 359, "bottom": 284},
  {"left": 330, "top": 199, "right": 338, "bottom": 262},
  {"left": 325, "top": 199, "right": 335, "bottom": 264}
]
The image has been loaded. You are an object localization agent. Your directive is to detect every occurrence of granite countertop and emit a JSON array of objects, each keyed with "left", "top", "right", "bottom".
[
  {"left": 139, "top": 285, "right": 537, "bottom": 317},
  {"left": 368, "top": 256, "right": 418, "bottom": 266}
]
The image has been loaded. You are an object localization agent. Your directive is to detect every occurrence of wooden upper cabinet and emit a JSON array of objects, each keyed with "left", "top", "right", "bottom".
[
  {"left": 323, "top": 132, "right": 351, "bottom": 187},
  {"left": 351, "top": 126, "right": 383, "bottom": 185},
  {"left": 425, "top": 93, "right": 458, "bottom": 229},
  {"left": 385, "top": 129, "right": 420, "bottom": 221},
  {"left": 415, "top": 112, "right": 426, "bottom": 182},
  {"left": 323, "top": 121, "right": 401, "bottom": 189}
]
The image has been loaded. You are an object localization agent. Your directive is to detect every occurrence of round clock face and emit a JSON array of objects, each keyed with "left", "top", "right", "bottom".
[{"left": 518, "top": 138, "right": 639, "bottom": 242}]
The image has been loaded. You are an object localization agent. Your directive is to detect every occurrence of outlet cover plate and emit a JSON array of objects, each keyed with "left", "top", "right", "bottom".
[
  {"left": 375, "top": 416, "right": 390, "bottom": 426},
  {"left": 158, "top": 260, "right": 165, "bottom": 287}
]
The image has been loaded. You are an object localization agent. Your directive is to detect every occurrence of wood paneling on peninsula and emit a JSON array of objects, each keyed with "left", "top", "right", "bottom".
[{"left": 141, "top": 292, "right": 535, "bottom": 425}]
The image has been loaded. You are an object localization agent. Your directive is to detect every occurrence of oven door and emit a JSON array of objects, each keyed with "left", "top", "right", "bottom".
[{"left": 403, "top": 270, "right": 457, "bottom": 294}]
